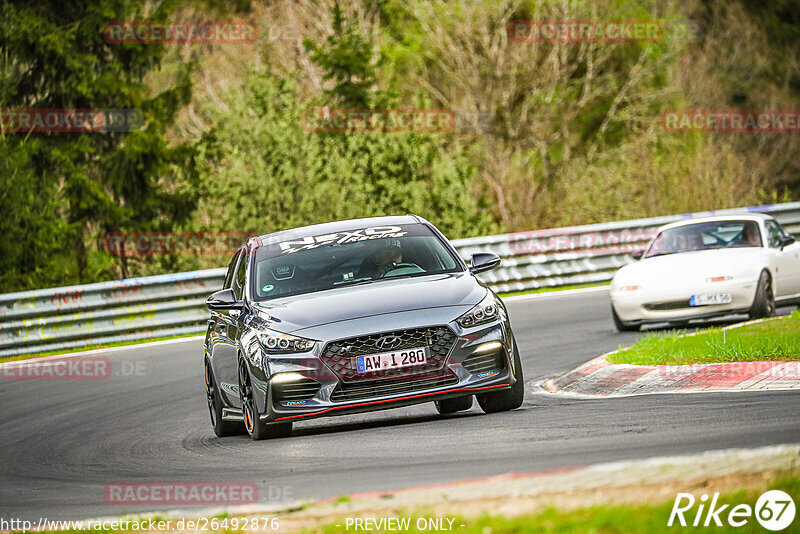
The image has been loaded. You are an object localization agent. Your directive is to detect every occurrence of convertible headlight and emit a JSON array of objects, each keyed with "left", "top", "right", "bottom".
[
  {"left": 457, "top": 293, "right": 500, "bottom": 328},
  {"left": 258, "top": 329, "right": 317, "bottom": 354}
]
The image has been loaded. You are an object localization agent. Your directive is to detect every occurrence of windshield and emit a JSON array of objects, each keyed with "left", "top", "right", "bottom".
[
  {"left": 644, "top": 220, "right": 763, "bottom": 258},
  {"left": 250, "top": 223, "right": 462, "bottom": 300}
]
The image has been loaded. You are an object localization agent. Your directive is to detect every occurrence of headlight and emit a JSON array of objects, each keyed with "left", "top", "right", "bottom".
[
  {"left": 457, "top": 293, "right": 500, "bottom": 328},
  {"left": 258, "top": 329, "right": 317, "bottom": 354}
]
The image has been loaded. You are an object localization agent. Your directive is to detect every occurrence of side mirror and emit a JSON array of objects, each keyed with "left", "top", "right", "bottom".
[
  {"left": 470, "top": 252, "right": 501, "bottom": 274},
  {"left": 631, "top": 251, "right": 644, "bottom": 260},
  {"left": 206, "top": 288, "right": 243, "bottom": 311},
  {"left": 780, "top": 235, "right": 796, "bottom": 249}
]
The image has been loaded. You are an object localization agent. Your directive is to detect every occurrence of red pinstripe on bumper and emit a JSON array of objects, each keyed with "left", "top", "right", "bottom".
[{"left": 274, "top": 383, "right": 510, "bottom": 421}]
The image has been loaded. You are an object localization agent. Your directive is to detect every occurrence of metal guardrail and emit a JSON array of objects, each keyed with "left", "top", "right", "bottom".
[{"left": 1, "top": 202, "right": 798, "bottom": 357}]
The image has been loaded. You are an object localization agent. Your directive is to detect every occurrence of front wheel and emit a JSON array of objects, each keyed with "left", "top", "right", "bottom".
[
  {"left": 238, "top": 359, "right": 292, "bottom": 440},
  {"left": 205, "top": 361, "right": 244, "bottom": 437},
  {"left": 749, "top": 270, "right": 776, "bottom": 319},
  {"left": 477, "top": 339, "right": 525, "bottom": 413}
]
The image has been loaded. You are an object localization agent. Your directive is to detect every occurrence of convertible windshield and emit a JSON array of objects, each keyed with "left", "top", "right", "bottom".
[
  {"left": 644, "top": 220, "right": 762, "bottom": 258},
  {"left": 251, "top": 223, "right": 461, "bottom": 300}
]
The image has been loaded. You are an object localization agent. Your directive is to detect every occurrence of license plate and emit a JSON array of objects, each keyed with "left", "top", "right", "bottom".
[
  {"left": 690, "top": 293, "right": 732, "bottom": 306},
  {"left": 356, "top": 346, "right": 428, "bottom": 373}
]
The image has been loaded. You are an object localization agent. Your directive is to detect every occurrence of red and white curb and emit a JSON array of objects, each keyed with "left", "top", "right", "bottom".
[
  {"left": 539, "top": 354, "right": 800, "bottom": 397},
  {"left": 539, "top": 317, "right": 800, "bottom": 398}
]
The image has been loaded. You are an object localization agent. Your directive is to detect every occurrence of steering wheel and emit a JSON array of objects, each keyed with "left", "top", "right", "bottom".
[{"left": 378, "top": 262, "right": 424, "bottom": 278}]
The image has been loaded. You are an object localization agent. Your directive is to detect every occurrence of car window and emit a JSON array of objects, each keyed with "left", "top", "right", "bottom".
[
  {"left": 765, "top": 220, "right": 783, "bottom": 248},
  {"left": 251, "top": 223, "right": 461, "bottom": 301},
  {"left": 644, "top": 220, "right": 762, "bottom": 258},
  {"left": 232, "top": 248, "right": 248, "bottom": 300},
  {"left": 223, "top": 250, "right": 241, "bottom": 290}
]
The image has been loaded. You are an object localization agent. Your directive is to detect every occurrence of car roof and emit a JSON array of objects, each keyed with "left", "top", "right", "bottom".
[
  {"left": 253, "top": 215, "right": 425, "bottom": 248},
  {"left": 656, "top": 213, "right": 776, "bottom": 232}
]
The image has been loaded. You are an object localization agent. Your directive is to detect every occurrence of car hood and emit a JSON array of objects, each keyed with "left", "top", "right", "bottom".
[
  {"left": 251, "top": 272, "right": 484, "bottom": 333},
  {"left": 613, "top": 248, "right": 763, "bottom": 286}
]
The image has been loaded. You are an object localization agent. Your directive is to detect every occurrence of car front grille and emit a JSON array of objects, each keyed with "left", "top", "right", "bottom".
[
  {"left": 330, "top": 371, "right": 459, "bottom": 403},
  {"left": 321, "top": 326, "right": 458, "bottom": 381},
  {"left": 273, "top": 378, "right": 321, "bottom": 403},
  {"left": 644, "top": 299, "right": 692, "bottom": 311},
  {"left": 462, "top": 347, "right": 506, "bottom": 375}
]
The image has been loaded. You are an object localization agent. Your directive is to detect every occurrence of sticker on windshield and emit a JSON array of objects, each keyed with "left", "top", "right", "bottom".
[
  {"left": 273, "top": 265, "right": 295, "bottom": 280},
  {"left": 262, "top": 284, "right": 274, "bottom": 292},
  {"left": 277, "top": 226, "right": 408, "bottom": 254}
]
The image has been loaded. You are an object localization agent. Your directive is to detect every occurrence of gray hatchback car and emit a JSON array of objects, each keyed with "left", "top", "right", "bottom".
[{"left": 203, "top": 215, "right": 524, "bottom": 439}]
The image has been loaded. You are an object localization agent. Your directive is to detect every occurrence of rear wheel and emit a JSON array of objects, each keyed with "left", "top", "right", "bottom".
[
  {"left": 238, "top": 359, "right": 292, "bottom": 440},
  {"left": 612, "top": 305, "right": 640, "bottom": 332},
  {"left": 205, "top": 361, "right": 244, "bottom": 437},
  {"left": 435, "top": 395, "right": 473, "bottom": 415},
  {"left": 749, "top": 270, "right": 776, "bottom": 319},
  {"left": 477, "top": 339, "right": 525, "bottom": 413}
]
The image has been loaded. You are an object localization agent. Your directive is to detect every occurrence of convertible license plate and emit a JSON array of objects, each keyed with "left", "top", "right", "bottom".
[
  {"left": 356, "top": 346, "right": 428, "bottom": 373},
  {"left": 690, "top": 293, "right": 732, "bottom": 306}
]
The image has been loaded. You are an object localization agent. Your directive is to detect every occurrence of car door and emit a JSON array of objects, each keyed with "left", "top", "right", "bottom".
[
  {"left": 211, "top": 248, "right": 245, "bottom": 408},
  {"left": 764, "top": 220, "right": 800, "bottom": 297}
]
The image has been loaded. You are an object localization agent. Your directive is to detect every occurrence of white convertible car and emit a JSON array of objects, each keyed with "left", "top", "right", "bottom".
[{"left": 610, "top": 214, "right": 800, "bottom": 331}]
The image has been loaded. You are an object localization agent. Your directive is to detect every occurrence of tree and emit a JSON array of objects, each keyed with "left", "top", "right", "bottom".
[
  {"left": 303, "top": 1, "right": 384, "bottom": 108},
  {"left": 0, "top": 0, "right": 199, "bottom": 289}
]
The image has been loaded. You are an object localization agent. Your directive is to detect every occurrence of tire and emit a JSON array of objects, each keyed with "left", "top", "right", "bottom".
[
  {"left": 238, "top": 359, "right": 292, "bottom": 440},
  {"left": 612, "top": 305, "right": 640, "bottom": 332},
  {"left": 477, "top": 339, "right": 525, "bottom": 413},
  {"left": 205, "top": 361, "right": 244, "bottom": 437},
  {"left": 435, "top": 395, "right": 473, "bottom": 415},
  {"left": 749, "top": 270, "right": 776, "bottom": 320}
]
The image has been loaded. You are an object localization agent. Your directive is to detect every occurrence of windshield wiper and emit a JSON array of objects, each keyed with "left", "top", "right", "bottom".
[{"left": 332, "top": 277, "right": 374, "bottom": 287}]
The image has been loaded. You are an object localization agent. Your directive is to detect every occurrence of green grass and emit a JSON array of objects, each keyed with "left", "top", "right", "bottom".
[
  {"left": 609, "top": 309, "right": 800, "bottom": 365},
  {"left": 498, "top": 282, "right": 608, "bottom": 299},
  {"left": 308, "top": 476, "right": 799, "bottom": 534},
  {"left": 0, "top": 331, "right": 202, "bottom": 363}
]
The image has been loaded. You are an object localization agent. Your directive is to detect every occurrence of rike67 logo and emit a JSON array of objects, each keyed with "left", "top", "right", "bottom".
[{"left": 669, "top": 490, "right": 795, "bottom": 530}]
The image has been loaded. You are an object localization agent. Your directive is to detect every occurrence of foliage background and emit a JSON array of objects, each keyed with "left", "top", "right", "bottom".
[{"left": 2, "top": 0, "right": 799, "bottom": 290}]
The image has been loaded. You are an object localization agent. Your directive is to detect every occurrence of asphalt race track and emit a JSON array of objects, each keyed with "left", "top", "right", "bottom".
[{"left": 2, "top": 288, "right": 798, "bottom": 520}]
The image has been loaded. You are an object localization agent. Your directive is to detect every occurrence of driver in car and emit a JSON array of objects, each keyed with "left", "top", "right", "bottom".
[
  {"left": 357, "top": 240, "right": 403, "bottom": 278},
  {"left": 676, "top": 231, "right": 703, "bottom": 252},
  {"left": 741, "top": 223, "right": 762, "bottom": 247}
]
